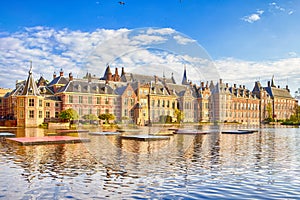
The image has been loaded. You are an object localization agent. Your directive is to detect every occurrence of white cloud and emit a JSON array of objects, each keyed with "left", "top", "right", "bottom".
[
  {"left": 146, "top": 28, "right": 175, "bottom": 35},
  {"left": 173, "top": 35, "right": 196, "bottom": 45},
  {"left": 215, "top": 57, "right": 300, "bottom": 94},
  {"left": 242, "top": 9, "right": 264, "bottom": 23},
  {"left": 269, "top": 2, "right": 285, "bottom": 12},
  {"left": 1, "top": 26, "right": 299, "bottom": 96}
]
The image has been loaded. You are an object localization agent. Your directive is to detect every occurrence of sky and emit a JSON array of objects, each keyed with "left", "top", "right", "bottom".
[{"left": 0, "top": 0, "right": 299, "bottom": 94}]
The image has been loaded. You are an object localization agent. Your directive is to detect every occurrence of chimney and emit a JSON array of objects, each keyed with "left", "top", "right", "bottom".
[
  {"left": 201, "top": 82, "right": 204, "bottom": 88},
  {"left": 121, "top": 67, "right": 125, "bottom": 76},
  {"left": 234, "top": 84, "right": 236, "bottom": 88},
  {"left": 243, "top": 85, "right": 245, "bottom": 89},
  {"left": 154, "top": 75, "right": 158, "bottom": 84},
  {"left": 286, "top": 85, "right": 290, "bottom": 92},
  {"left": 88, "top": 73, "right": 92, "bottom": 83},
  {"left": 268, "top": 81, "right": 270, "bottom": 87},
  {"left": 69, "top": 72, "right": 73, "bottom": 81},
  {"left": 60, "top": 68, "right": 64, "bottom": 77},
  {"left": 278, "top": 85, "right": 280, "bottom": 88},
  {"left": 219, "top": 79, "right": 222, "bottom": 84},
  {"left": 226, "top": 83, "right": 228, "bottom": 88},
  {"left": 53, "top": 72, "right": 57, "bottom": 79}
]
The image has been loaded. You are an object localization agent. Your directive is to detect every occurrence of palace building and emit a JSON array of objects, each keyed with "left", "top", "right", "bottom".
[{"left": 0, "top": 64, "right": 297, "bottom": 127}]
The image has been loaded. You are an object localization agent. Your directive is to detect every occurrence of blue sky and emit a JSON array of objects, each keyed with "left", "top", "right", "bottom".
[{"left": 0, "top": 0, "right": 299, "bottom": 93}]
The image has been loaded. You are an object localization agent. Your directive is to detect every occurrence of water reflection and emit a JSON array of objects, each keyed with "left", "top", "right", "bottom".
[{"left": 1, "top": 126, "right": 300, "bottom": 199}]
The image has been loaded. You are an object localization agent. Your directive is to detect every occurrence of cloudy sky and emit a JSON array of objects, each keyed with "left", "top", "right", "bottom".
[{"left": 0, "top": 0, "right": 299, "bottom": 94}]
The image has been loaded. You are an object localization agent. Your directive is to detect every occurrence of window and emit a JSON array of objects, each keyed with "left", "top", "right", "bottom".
[
  {"left": 97, "top": 97, "right": 101, "bottom": 104},
  {"left": 89, "top": 108, "right": 92, "bottom": 114},
  {"left": 55, "top": 103, "right": 59, "bottom": 107},
  {"left": 105, "top": 109, "right": 109, "bottom": 114},
  {"left": 20, "top": 110, "right": 24, "bottom": 119},
  {"left": 127, "top": 90, "right": 132, "bottom": 96},
  {"left": 19, "top": 99, "right": 24, "bottom": 107},
  {"left": 88, "top": 96, "right": 92, "bottom": 104},
  {"left": 29, "top": 99, "right": 34, "bottom": 106},
  {"left": 130, "top": 98, "right": 134, "bottom": 106},
  {"left": 46, "top": 102, "right": 50, "bottom": 107},
  {"left": 105, "top": 97, "right": 109, "bottom": 104},
  {"left": 55, "top": 112, "right": 59, "bottom": 118},
  {"left": 97, "top": 109, "right": 101, "bottom": 116},
  {"left": 79, "top": 96, "right": 83, "bottom": 104},
  {"left": 46, "top": 111, "right": 50, "bottom": 118},
  {"left": 29, "top": 110, "right": 34, "bottom": 118},
  {"left": 39, "top": 111, "right": 43, "bottom": 118},
  {"left": 69, "top": 95, "right": 73, "bottom": 103},
  {"left": 39, "top": 100, "right": 43, "bottom": 107}
]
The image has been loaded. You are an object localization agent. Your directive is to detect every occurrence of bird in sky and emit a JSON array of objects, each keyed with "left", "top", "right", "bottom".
[{"left": 118, "top": 1, "right": 125, "bottom": 5}]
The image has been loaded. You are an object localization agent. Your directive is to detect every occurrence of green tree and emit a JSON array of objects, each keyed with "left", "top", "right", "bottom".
[
  {"left": 82, "top": 114, "right": 99, "bottom": 124},
  {"left": 266, "top": 102, "right": 273, "bottom": 121},
  {"left": 174, "top": 108, "right": 184, "bottom": 123},
  {"left": 59, "top": 108, "right": 79, "bottom": 122},
  {"left": 82, "top": 114, "right": 99, "bottom": 121},
  {"left": 99, "top": 113, "right": 115, "bottom": 124}
]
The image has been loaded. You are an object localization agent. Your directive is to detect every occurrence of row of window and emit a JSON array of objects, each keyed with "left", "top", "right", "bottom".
[
  {"left": 19, "top": 110, "right": 59, "bottom": 119},
  {"left": 151, "top": 99, "right": 177, "bottom": 109},
  {"left": 69, "top": 95, "right": 113, "bottom": 105},
  {"left": 19, "top": 99, "right": 60, "bottom": 108}
]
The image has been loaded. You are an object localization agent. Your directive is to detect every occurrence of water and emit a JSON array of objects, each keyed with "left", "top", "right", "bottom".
[{"left": 1, "top": 126, "right": 300, "bottom": 199}]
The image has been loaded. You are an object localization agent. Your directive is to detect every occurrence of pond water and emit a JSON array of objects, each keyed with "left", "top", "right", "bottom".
[{"left": 0, "top": 125, "right": 300, "bottom": 199}]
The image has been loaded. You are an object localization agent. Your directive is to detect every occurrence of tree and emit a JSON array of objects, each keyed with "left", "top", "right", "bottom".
[
  {"left": 82, "top": 114, "right": 99, "bottom": 121},
  {"left": 265, "top": 102, "right": 273, "bottom": 121},
  {"left": 174, "top": 108, "right": 184, "bottom": 123},
  {"left": 99, "top": 113, "right": 115, "bottom": 124},
  {"left": 59, "top": 108, "right": 79, "bottom": 122},
  {"left": 82, "top": 114, "right": 99, "bottom": 124}
]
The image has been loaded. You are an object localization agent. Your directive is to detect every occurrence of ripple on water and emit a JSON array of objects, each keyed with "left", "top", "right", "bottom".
[{"left": 1, "top": 127, "right": 300, "bottom": 199}]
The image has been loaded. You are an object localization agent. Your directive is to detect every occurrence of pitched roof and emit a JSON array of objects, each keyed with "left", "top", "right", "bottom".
[
  {"left": 121, "top": 73, "right": 175, "bottom": 84},
  {"left": 22, "top": 68, "right": 40, "bottom": 96},
  {"left": 265, "top": 86, "right": 293, "bottom": 99},
  {"left": 48, "top": 76, "right": 69, "bottom": 87},
  {"left": 57, "top": 80, "right": 115, "bottom": 95}
]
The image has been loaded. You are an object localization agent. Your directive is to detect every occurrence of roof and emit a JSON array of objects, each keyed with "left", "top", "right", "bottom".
[
  {"left": 265, "top": 86, "right": 293, "bottom": 99},
  {"left": 57, "top": 80, "right": 115, "bottom": 95},
  {"left": 121, "top": 73, "right": 175, "bottom": 84},
  {"left": 48, "top": 76, "right": 69, "bottom": 87},
  {"left": 22, "top": 69, "right": 40, "bottom": 96}
]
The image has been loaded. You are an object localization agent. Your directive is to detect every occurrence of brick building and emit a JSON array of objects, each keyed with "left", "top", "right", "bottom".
[{"left": 0, "top": 64, "right": 297, "bottom": 127}]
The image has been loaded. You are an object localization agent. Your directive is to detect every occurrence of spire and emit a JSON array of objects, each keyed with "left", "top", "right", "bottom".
[
  {"left": 22, "top": 64, "right": 40, "bottom": 96},
  {"left": 181, "top": 65, "right": 188, "bottom": 85},
  {"left": 271, "top": 75, "right": 276, "bottom": 87}
]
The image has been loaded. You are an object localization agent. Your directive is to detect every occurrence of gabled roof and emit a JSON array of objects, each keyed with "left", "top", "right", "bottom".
[
  {"left": 265, "top": 86, "right": 293, "bottom": 99},
  {"left": 121, "top": 73, "right": 175, "bottom": 84},
  {"left": 37, "top": 76, "right": 47, "bottom": 87},
  {"left": 57, "top": 80, "right": 115, "bottom": 95},
  {"left": 48, "top": 76, "right": 69, "bottom": 87}
]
